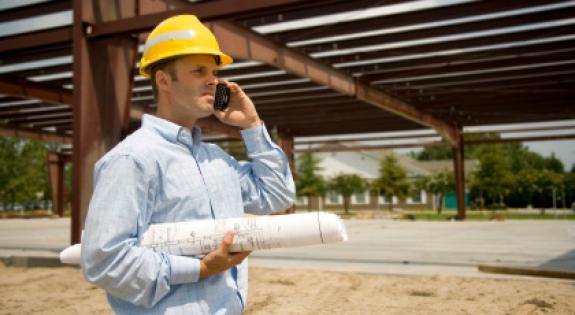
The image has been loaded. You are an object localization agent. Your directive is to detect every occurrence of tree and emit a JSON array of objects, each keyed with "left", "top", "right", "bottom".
[
  {"left": 411, "top": 134, "right": 499, "bottom": 161},
  {"left": 504, "top": 142, "right": 545, "bottom": 173},
  {"left": 372, "top": 154, "right": 411, "bottom": 211},
  {"left": 0, "top": 137, "right": 51, "bottom": 210},
  {"left": 470, "top": 145, "right": 514, "bottom": 208},
  {"left": 295, "top": 152, "right": 326, "bottom": 211},
  {"left": 327, "top": 174, "right": 367, "bottom": 214},
  {"left": 564, "top": 172, "right": 575, "bottom": 210},
  {"left": 410, "top": 146, "right": 452, "bottom": 161},
  {"left": 533, "top": 170, "right": 563, "bottom": 214},
  {"left": 415, "top": 170, "right": 455, "bottom": 214},
  {"left": 0, "top": 137, "right": 20, "bottom": 209},
  {"left": 544, "top": 153, "right": 564, "bottom": 173}
]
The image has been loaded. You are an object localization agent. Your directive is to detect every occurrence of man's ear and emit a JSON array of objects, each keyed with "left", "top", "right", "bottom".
[{"left": 155, "top": 70, "right": 171, "bottom": 93}]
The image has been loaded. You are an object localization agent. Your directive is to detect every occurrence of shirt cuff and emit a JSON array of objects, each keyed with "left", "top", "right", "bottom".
[
  {"left": 241, "top": 123, "right": 273, "bottom": 154},
  {"left": 168, "top": 255, "right": 201, "bottom": 285}
]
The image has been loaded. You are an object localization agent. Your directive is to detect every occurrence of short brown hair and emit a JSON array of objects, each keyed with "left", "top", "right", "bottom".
[{"left": 149, "top": 57, "right": 179, "bottom": 101}]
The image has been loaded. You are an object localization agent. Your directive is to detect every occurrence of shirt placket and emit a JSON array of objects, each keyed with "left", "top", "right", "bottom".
[{"left": 181, "top": 129, "right": 219, "bottom": 220}]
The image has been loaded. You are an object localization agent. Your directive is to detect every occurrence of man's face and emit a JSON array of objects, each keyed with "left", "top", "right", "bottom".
[{"left": 166, "top": 54, "right": 219, "bottom": 119}]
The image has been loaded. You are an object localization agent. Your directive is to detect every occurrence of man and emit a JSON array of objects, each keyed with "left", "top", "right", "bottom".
[{"left": 81, "top": 15, "right": 295, "bottom": 314}]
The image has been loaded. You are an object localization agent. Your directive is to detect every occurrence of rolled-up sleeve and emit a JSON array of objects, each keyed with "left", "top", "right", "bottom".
[
  {"left": 80, "top": 155, "right": 200, "bottom": 308},
  {"left": 237, "top": 124, "right": 295, "bottom": 214}
]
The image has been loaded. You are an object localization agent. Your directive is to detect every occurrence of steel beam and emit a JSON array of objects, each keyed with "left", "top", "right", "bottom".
[
  {"left": 347, "top": 42, "right": 575, "bottom": 76},
  {"left": 466, "top": 134, "right": 575, "bottom": 144},
  {"left": 211, "top": 20, "right": 459, "bottom": 145},
  {"left": 241, "top": 0, "right": 405, "bottom": 27},
  {"left": 362, "top": 55, "right": 575, "bottom": 84},
  {"left": 71, "top": 0, "right": 139, "bottom": 244},
  {"left": 294, "top": 141, "right": 447, "bottom": 153},
  {"left": 298, "top": 6, "right": 575, "bottom": 54},
  {"left": 88, "top": 0, "right": 311, "bottom": 38},
  {"left": 9, "top": 113, "right": 72, "bottom": 124},
  {"left": 0, "top": 45, "right": 71, "bottom": 66},
  {"left": 294, "top": 133, "right": 575, "bottom": 153},
  {"left": 0, "top": 0, "right": 71, "bottom": 23},
  {"left": 0, "top": 77, "right": 73, "bottom": 105},
  {"left": 272, "top": 0, "right": 557, "bottom": 42},
  {"left": 0, "top": 27, "right": 73, "bottom": 54},
  {"left": 320, "top": 27, "right": 575, "bottom": 65},
  {"left": 466, "top": 125, "right": 575, "bottom": 135},
  {"left": 0, "top": 108, "right": 71, "bottom": 120},
  {"left": 297, "top": 133, "right": 438, "bottom": 146},
  {"left": 0, "top": 125, "right": 72, "bottom": 144}
]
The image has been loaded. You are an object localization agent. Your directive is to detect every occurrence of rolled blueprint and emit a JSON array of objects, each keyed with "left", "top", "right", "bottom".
[{"left": 60, "top": 212, "right": 348, "bottom": 264}]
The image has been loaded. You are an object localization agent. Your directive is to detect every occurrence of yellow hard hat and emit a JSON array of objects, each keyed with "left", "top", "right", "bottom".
[{"left": 139, "top": 15, "right": 233, "bottom": 78}]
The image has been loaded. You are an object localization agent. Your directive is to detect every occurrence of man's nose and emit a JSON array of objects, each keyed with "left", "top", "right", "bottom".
[{"left": 207, "top": 74, "right": 218, "bottom": 86}]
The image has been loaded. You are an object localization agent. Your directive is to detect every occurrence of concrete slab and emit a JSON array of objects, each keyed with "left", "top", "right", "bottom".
[{"left": 0, "top": 217, "right": 574, "bottom": 279}]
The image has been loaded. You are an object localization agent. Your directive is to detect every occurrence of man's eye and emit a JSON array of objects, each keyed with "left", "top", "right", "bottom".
[
  {"left": 192, "top": 68, "right": 206, "bottom": 74},
  {"left": 212, "top": 70, "right": 219, "bottom": 77}
]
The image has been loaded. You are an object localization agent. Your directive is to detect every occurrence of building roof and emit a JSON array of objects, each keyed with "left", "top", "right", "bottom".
[{"left": 301, "top": 146, "right": 478, "bottom": 180}]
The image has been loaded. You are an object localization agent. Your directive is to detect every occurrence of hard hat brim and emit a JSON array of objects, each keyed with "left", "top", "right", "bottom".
[{"left": 139, "top": 50, "right": 233, "bottom": 78}]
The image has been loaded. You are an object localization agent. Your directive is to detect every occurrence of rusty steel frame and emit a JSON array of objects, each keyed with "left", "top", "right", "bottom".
[
  {"left": 71, "top": 0, "right": 139, "bottom": 244},
  {"left": 210, "top": 20, "right": 460, "bottom": 145},
  {"left": 88, "top": 0, "right": 313, "bottom": 38},
  {"left": 0, "top": 0, "right": 572, "bottom": 235}
]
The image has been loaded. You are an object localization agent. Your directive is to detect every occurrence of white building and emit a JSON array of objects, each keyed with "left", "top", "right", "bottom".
[{"left": 295, "top": 146, "right": 478, "bottom": 211}]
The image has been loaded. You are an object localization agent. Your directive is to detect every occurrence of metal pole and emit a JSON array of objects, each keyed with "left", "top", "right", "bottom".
[
  {"left": 553, "top": 188, "right": 557, "bottom": 209},
  {"left": 452, "top": 130, "right": 466, "bottom": 220}
]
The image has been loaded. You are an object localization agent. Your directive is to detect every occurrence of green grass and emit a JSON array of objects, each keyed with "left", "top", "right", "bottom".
[
  {"left": 410, "top": 212, "right": 575, "bottom": 221},
  {"left": 297, "top": 209, "right": 575, "bottom": 221}
]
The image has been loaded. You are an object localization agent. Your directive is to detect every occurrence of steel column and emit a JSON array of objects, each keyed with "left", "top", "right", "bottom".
[
  {"left": 452, "top": 130, "right": 466, "bottom": 220},
  {"left": 278, "top": 133, "right": 296, "bottom": 213},
  {"left": 71, "top": 0, "right": 138, "bottom": 244},
  {"left": 48, "top": 152, "right": 70, "bottom": 217}
]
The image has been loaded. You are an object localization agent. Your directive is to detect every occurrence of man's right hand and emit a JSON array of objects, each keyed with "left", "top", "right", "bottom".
[{"left": 199, "top": 231, "right": 250, "bottom": 279}]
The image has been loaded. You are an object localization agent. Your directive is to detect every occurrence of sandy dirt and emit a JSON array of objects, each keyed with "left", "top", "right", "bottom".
[{"left": 1, "top": 263, "right": 574, "bottom": 315}]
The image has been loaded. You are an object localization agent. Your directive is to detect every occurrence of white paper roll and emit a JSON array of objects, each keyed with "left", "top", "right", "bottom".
[
  {"left": 59, "top": 212, "right": 348, "bottom": 264},
  {"left": 59, "top": 243, "right": 82, "bottom": 264}
]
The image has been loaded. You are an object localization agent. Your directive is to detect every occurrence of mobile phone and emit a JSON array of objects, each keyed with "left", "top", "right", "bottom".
[{"left": 214, "top": 83, "right": 230, "bottom": 111}]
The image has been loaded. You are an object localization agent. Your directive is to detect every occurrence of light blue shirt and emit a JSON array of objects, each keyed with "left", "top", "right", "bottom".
[{"left": 81, "top": 114, "right": 295, "bottom": 314}]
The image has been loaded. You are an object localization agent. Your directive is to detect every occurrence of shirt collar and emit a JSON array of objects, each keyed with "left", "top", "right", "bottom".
[{"left": 142, "top": 114, "right": 202, "bottom": 147}]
